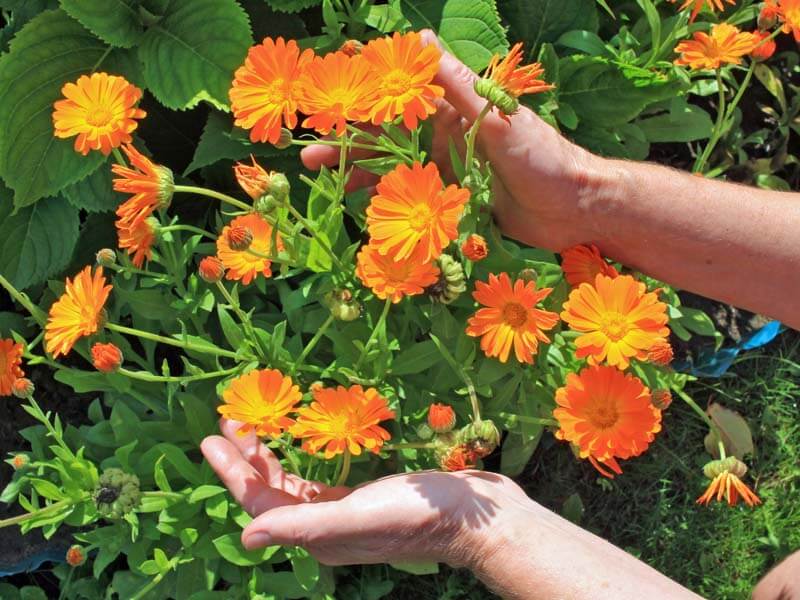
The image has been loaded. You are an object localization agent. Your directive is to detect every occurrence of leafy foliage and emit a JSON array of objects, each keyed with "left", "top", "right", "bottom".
[{"left": 59, "top": 0, "right": 143, "bottom": 47}]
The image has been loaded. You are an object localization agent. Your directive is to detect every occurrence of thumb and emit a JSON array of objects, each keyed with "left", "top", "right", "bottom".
[{"left": 241, "top": 500, "right": 346, "bottom": 550}]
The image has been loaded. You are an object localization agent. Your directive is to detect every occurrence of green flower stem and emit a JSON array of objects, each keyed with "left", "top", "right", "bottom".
[
  {"left": 271, "top": 439, "right": 302, "bottom": 477},
  {"left": 160, "top": 224, "right": 216, "bottom": 239},
  {"left": 464, "top": 101, "right": 493, "bottom": 173},
  {"left": 118, "top": 366, "right": 242, "bottom": 384},
  {"left": 106, "top": 322, "right": 243, "bottom": 360},
  {"left": 290, "top": 138, "right": 387, "bottom": 155},
  {"left": 693, "top": 69, "right": 727, "bottom": 173},
  {"left": 105, "top": 263, "right": 166, "bottom": 280},
  {"left": 429, "top": 333, "right": 481, "bottom": 423},
  {"left": 384, "top": 442, "right": 437, "bottom": 451},
  {"left": 0, "top": 274, "right": 47, "bottom": 325},
  {"left": 112, "top": 147, "right": 127, "bottom": 168},
  {"left": 142, "top": 490, "right": 186, "bottom": 502},
  {"left": 292, "top": 313, "right": 335, "bottom": 375},
  {"left": 244, "top": 248, "right": 295, "bottom": 264},
  {"left": 130, "top": 554, "right": 181, "bottom": 600},
  {"left": 282, "top": 201, "right": 345, "bottom": 272},
  {"left": 354, "top": 298, "right": 392, "bottom": 371},
  {"left": 347, "top": 124, "right": 415, "bottom": 159},
  {"left": 335, "top": 448, "right": 351, "bottom": 487},
  {"left": 173, "top": 185, "right": 252, "bottom": 212},
  {"left": 214, "top": 281, "right": 265, "bottom": 361},
  {"left": 674, "top": 388, "right": 723, "bottom": 440},
  {"left": 499, "top": 412, "right": 558, "bottom": 427},
  {"left": 336, "top": 132, "right": 349, "bottom": 200},
  {"left": 722, "top": 61, "right": 758, "bottom": 126},
  {"left": 0, "top": 494, "right": 87, "bottom": 529}
]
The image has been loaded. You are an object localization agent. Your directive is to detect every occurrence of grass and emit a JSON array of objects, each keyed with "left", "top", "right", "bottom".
[{"left": 388, "top": 330, "right": 800, "bottom": 600}]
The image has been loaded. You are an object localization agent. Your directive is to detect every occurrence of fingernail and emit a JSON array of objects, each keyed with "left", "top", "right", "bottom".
[{"left": 242, "top": 532, "right": 271, "bottom": 550}]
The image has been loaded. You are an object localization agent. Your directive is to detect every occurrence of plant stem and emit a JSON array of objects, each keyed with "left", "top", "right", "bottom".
[
  {"left": 173, "top": 185, "right": 252, "bottom": 212},
  {"left": 0, "top": 495, "right": 84, "bottom": 528},
  {"left": 292, "top": 313, "right": 335, "bottom": 374},
  {"left": 283, "top": 201, "right": 345, "bottom": 271},
  {"left": 694, "top": 69, "right": 727, "bottom": 173},
  {"left": 354, "top": 298, "right": 392, "bottom": 371},
  {"left": 674, "top": 388, "right": 720, "bottom": 436},
  {"left": 271, "top": 439, "right": 302, "bottom": 477},
  {"left": 0, "top": 274, "right": 47, "bottom": 325},
  {"left": 290, "top": 138, "right": 394, "bottom": 155},
  {"left": 336, "top": 133, "right": 349, "bottom": 200},
  {"left": 106, "top": 322, "right": 243, "bottom": 360},
  {"left": 130, "top": 570, "right": 168, "bottom": 600},
  {"left": 722, "top": 60, "right": 757, "bottom": 127},
  {"left": 118, "top": 366, "right": 241, "bottom": 384},
  {"left": 464, "top": 101, "right": 493, "bottom": 173},
  {"left": 429, "top": 333, "right": 481, "bottom": 422},
  {"left": 499, "top": 412, "right": 558, "bottom": 427},
  {"left": 215, "top": 281, "right": 265, "bottom": 360},
  {"left": 335, "top": 448, "right": 351, "bottom": 486},
  {"left": 384, "top": 442, "right": 437, "bottom": 451},
  {"left": 160, "top": 224, "right": 216, "bottom": 239},
  {"left": 105, "top": 263, "right": 165, "bottom": 280},
  {"left": 112, "top": 147, "right": 127, "bottom": 167}
]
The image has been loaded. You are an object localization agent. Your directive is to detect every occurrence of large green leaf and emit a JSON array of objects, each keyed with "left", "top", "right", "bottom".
[
  {"left": 401, "top": 0, "right": 508, "bottom": 72},
  {"left": 0, "top": 191, "right": 80, "bottom": 289},
  {"left": 0, "top": 0, "right": 59, "bottom": 53},
  {"left": 60, "top": 0, "right": 143, "bottom": 47},
  {"left": 498, "top": 0, "right": 598, "bottom": 54},
  {"left": 138, "top": 0, "right": 252, "bottom": 110},
  {"left": 0, "top": 9, "right": 117, "bottom": 208},
  {"left": 63, "top": 158, "right": 126, "bottom": 212},
  {"left": 265, "top": 0, "right": 321, "bottom": 13}
]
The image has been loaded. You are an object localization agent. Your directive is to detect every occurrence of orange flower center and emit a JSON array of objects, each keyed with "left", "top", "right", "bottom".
[
  {"left": 502, "top": 303, "right": 528, "bottom": 328},
  {"left": 381, "top": 69, "right": 414, "bottom": 96},
  {"left": 87, "top": 107, "right": 114, "bottom": 127},
  {"left": 407, "top": 203, "right": 432, "bottom": 231},
  {"left": 328, "top": 412, "right": 357, "bottom": 436},
  {"left": 263, "top": 78, "right": 290, "bottom": 104},
  {"left": 587, "top": 400, "right": 619, "bottom": 429},
  {"left": 599, "top": 312, "right": 630, "bottom": 341}
]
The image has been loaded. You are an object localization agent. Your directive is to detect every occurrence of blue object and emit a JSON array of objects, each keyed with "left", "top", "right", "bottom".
[
  {"left": 0, "top": 544, "right": 70, "bottom": 577},
  {"left": 673, "top": 321, "right": 784, "bottom": 378}
]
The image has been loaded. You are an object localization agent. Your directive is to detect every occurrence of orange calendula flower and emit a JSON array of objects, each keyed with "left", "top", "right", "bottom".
[
  {"left": 361, "top": 31, "right": 444, "bottom": 129},
  {"left": 295, "top": 51, "right": 379, "bottom": 136},
  {"left": 0, "top": 338, "right": 24, "bottom": 396},
  {"left": 198, "top": 256, "right": 225, "bottom": 283},
  {"left": 234, "top": 157, "right": 271, "bottom": 200},
  {"left": 669, "top": 0, "right": 735, "bottom": 22},
  {"left": 561, "top": 274, "right": 670, "bottom": 370},
  {"left": 292, "top": 384, "right": 395, "bottom": 459},
  {"left": 760, "top": 0, "right": 781, "bottom": 29},
  {"left": 366, "top": 161, "right": 470, "bottom": 263},
  {"left": 116, "top": 214, "right": 156, "bottom": 268},
  {"left": 229, "top": 37, "right": 314, "bottom": 144},
  {"left": 113, "top": 144, "right": 173, "bottom": 228},
  {"left": 475, "top": 43, "right": 553, "bottom": 118},
  {"left": 554, "top": 365, "right": 662, "bottom": 478},
  {"left": 440, "top": 444, "right": 478, "bottom": 472},
  {"left": 697, "top": 456, "right": 761, "bottom": 507},
  {"left": 560, "top": 244, "right": 619, "bottom": 287},
  {"left": 52, "top": 72, "right": 145, "bottom": 155},
  {"left": 355, "top": 245, "right": 440, "bottom": 303},
  {"left": 466, "top": 272, "right": 559, "bottom": 364},
  {"left": 66, "top": 545, "right": 86, "bottom": 567},
  {"left": 92, "top": 342, "right": 123, "bottom": 373},
  {"left": 648, "top": 340, "right": 675, "bottom": 366},
  {"left": 218, "top": 369, "right": 302, "bottom": 438},
  {"left": 428, "top": 403, "right": 456, "bottom": 433},
  {"left": 674, "top": 23, "right": 759, "bottom": 70},
  {"left": 216, "top": 213, "right": 283, "bottom": 285},
  {"left": 462, "top": 234, "right": 489, "bottom": 262},
  {"left": 45, "top": 267, "right": 112, "bottom": 358},
  {"left": 751, "top": 30, "right": 777, "bottom": 60},
  {"left": 773, "top": 0, "right": 800, "bottom": 42}
]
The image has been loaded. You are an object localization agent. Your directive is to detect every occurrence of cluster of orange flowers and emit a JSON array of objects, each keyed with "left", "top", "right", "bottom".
[
  {"left": 0, "top": 338, "right": 25, "bottom": 398},
  {"left": 218, "top": 368, "right": 395, "bottom": 459}
]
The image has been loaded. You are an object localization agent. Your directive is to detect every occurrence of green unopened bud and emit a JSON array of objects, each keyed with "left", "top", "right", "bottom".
[
  {"left": 275, "top": 128, "right": 293, "bottom": 150},
  {"left": 474, "top": 78, "right": 519, "bottom": 116},
  {"left": 427, "top": 255, "right": 467, "bottom": 304},
  {"left": 458, "top": 419, "right": 500, "bottom": 458},
  {"left": 518, "top": 268, "right": 538, "bottom": 283},
  {"left": 323, "top": 289, "right": 361, "bottom": 321},
  {"left": 95, "top": 468, "right": 140, "bottom": 519},
  {"left": 254, "top": 194, "right": 280, "bottom": 217},
  {"left": 95, "top": 248, "right": 117, "bottom": 267},
  {"left": 703, "top": 456, "right": 748, "bottom": 480},
  {"left": 269, "top": 172, "right": 290, "bottom": 204},
  {"left": 144, "top": 216, "right": 161, "bottom": 243}
]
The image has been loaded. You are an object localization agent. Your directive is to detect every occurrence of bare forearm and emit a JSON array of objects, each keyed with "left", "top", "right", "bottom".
[{"left": 582, "top": 157, "right": 800, "bottom": 330}]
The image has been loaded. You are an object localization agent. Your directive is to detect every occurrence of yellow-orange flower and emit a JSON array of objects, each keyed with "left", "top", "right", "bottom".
[
  {"left": 292, "top": 384, "right": 395, "bottom": 459},
  {"left": 218, "top": 369, "right": 302, "bottom": 438},
  {"left": 116, "top": 214, "right": 156, "bottom": 268},
  {"left": 697, "top": 456, "right": 761, "bottom": 507},
  {"left": 772, "top": 0, "right": 800, "bottom": 41},
  {"left": 113, "top": 144, "right": 174, "bottom": 223},
  {"left": 216, "top": 213, "right": 282, "bottom": 285},
  {"left": 440, "top": 444, "right": 478, "bottom": 472},
  {"left": 561, "top": 274, "right": 670, "bottom": 370},
  {"left": 355, "top": 245, "right": 440, "bottom": 303},
  {"left": 560, "top": 244, "right": 619, "bottom": 287},
  {"left": 229, "top": 37, "right": 314, "bottom": 144},
  {"left": 466, "top": 273, "right": 559, "bottom": 364},
  {"left": 366, "top": 161, "right": 469, "bottom": 263},
  {"left": 0, "top": 338, "right": 24, "bottom": 397},
  {"left": 462, "top": 234, "right": 489, "bottom": 262},
  {"left": 553, "top": 365, "right": 662, "bottom": 478},
  {"left": 52, "top": 73, "right": 145, "bottom": 155},
  {"left": 669, "top": 0, "right": 735, "bottom": 22},
  {"left": 674, "top": 23, "right": 759, "bottom": 70},
  {"left": 484, "top": 43, "right": 554, "bottom": 99},
  {"left": 360, "top": 31, "right": 444, "bottom": 129},
  {"left": 295, "top": 51, "right": 379, "bottom": 136},
  {"left": 45, "top": 267, "right": 112, "bottom": 358}
]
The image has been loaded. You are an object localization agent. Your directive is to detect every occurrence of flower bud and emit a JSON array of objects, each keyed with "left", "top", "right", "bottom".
[
  {"left": 651, "top": 389, "right": 672, "bottom": 411},
  {"left": 66, "top": 544, "right": 86, "bottom": 567},
  {"left": 154, "top": 165, "right": 175, "bottom": 211},
  {"left": 198, "top": 256, "right": 225, "bottom": 283},
  {"left": 647, "top": 341, "right": 674, "bottom": 366},
  {"left": 474, "top": 78, "right": 519, "bottom": 116},
  {"left": 95, "top": 468, "right": 141, "bottom": 519},
  {"left": 95, "top": 248, "right": 117, "bottom": 267},
  {"left": 234, "top": 157, "right": 290, "bottom": 204},
  {"left": 269, "top": 172, "right": 291, "bottom": 204},
  {"left": 518, "top": 268, "right": 538, "bottom": 283},
  {"left": 91, "top": 342, "right": 123, "bottom": 373},
  {"left": 274, "top": 128, "right": 293, "bottom": 150},
  {"left": 340, "top": 39, "right": 364, "bottom": 56},
  {"left": 758, "top": 2, "right": 780, "bottom": 30},
  {"left": 703, "top": 456, "right": 748, "bottom": 480},
  {"left": 458, "top": 419, "right": 500, "bottom": 458},
  {"left": 323, "top": 289, "right": 361, "bottom": 322},
  {"left": 11, "top": 454, "right": 29, "bottom": 470},
  {"left": 254, "top": 194, "right": 280, "bottom": 217},
  {"left": 751, "top": 31, "right": 777, "bottom": 61},
  {"left": 227, "top": 225, "right": 253, "bottom": 251},
  {"left": 11, "top": 377, "right": 34, "bottom": 399},
  {"left": 427, "top": 403, "right": 456, "bottom": 434},
  {"left": 461, "top": 234, "right": 488, "bottom": 262},
  {"left": 439, "top": 444, "right": 478, "bottom": 472},
  {"left": 427, "top": 255, "right": 467, "bottom": 304}
]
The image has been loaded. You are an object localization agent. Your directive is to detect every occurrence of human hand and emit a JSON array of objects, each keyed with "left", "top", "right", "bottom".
[
  {"left": 299, "top": 30, "right": 602, "bottom": 253},
  {"left": 753, "top": 550, "right": 800, "bottom": 600},
  {"left": 200, "top": 418, "right": 534, "bottom": 568}
]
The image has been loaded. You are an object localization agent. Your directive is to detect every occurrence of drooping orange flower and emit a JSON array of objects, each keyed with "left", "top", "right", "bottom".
[
  {"left": 229, "top": 37, "right": 314, "bottom": 144},
  {"left": 234, "top": 157, "right": 271, "bottom": 200},
  {"left": 440, "top": 444, "right": 478, "bottom": 472},
  {"left": 295, "top": 51, "right": 379, "bottom": 136},
  {"left": 697, "top": 456, "right": 761, "bottom": 507},
  {"left": 751, "top": 30, "right": 777, "bottom": 60},
  {"left": 113, "top": 144, "right": 174, "bottom": 223},
  {"left": 560, "top": 244, "right": 619, "bottom": 287},
  {"left": 52, "top": 73, "right": 145, "bottom": 155},
  {"left": 0, "top": 338, "right": 24, "bottom": 396},
  {"left": 462, "top": 234, "right": 489, "bottom": 262},
  {"left": 561, "top": 274, "right": 670, "bottom": 370},
  {"left": 45, "top": 267, "right": 112, "bottom": 358},
  {"left": 669, "top": 0, "right": 735, "bottom": 22},
  {"left": 366, "top": 162, "right": 470, "bottom": 263},
  {"left": 674, "top": 23, "right": 759, "bottom": 70},
  {"left": 466, "top": 272, "right": 559, "bottom": 364},
  {"left": 553, "top": 365, "right": 662, "bottom": 478},
  {"left": 216, "top": 213, "right": 283, "bottom": 285},
  {"left": 428, "top": 403, "right": 456, "bottom": 433},
  {"left": 360, "top": 31, "right": 444, "bottom": 129},
  {"left": 218, "top": 369, "right": 302, "bottom": 438},
  {"left": 291, "top": 384, "right": 395, "bottom": 459},
  {"left": 116, "top": 213, "right": 156, "bottom": 268},
  {"left": 355, "top": 245, "right": 440, "bottom": 303},
  {"left": 91, "top": 342, "right": 123, "bottom": 373}
]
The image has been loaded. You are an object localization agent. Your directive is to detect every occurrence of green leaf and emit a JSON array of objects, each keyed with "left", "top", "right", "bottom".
[
  {"left": 0, "top": 194, "right": 80, "bottom": 289},
  {"left": 290, "top": 548, "right": 320, "bottom": 591},
  {"left": 212, "top": 532, "right": 279, "bottom": 566},
  {"left": 217, "top": 305, "right": 246, "bottom": 349},
  {"left": 390, "top": 561, "right": 439, "bottom": 575},
  {"left": 391, "top": 340, "right": 442, "bottom": 375},
  {"left": 704, "top": 403, "right": 755, "bottom": 460},
  {"left": 401, "top": 0, "right": 509, "bottom": 72},
  {"left": 498, "top": 0, "right": 598, "bottom": 53},
  {"left": 63, "top": 158, "right": 126, "bottom": 212},
  {"left": 0, "top": 9, "right": 119, "bottom": 208},
  {"left": 561, "top": 492, "right": 584, "bottom": 524},
  {"left": 189, "top": 484, "right": 226, "bottom": 503},
  {"left": 676, "top": 306, "right": 717, "bottom": 337},
  {"left": 638, "top": 103, "right": 713, "bottom": 143},
  {"left": 138, "top": 0, "right": 252, "bottom": 110},
  {"left": 265, "top": 0, "right": 321, "bottom": 13},
  {"left": 55, "top": 368, "right": 132, "bottom": 393},
  {"left": 60, "top": 0, "right": 143, "bottom": 47}
]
